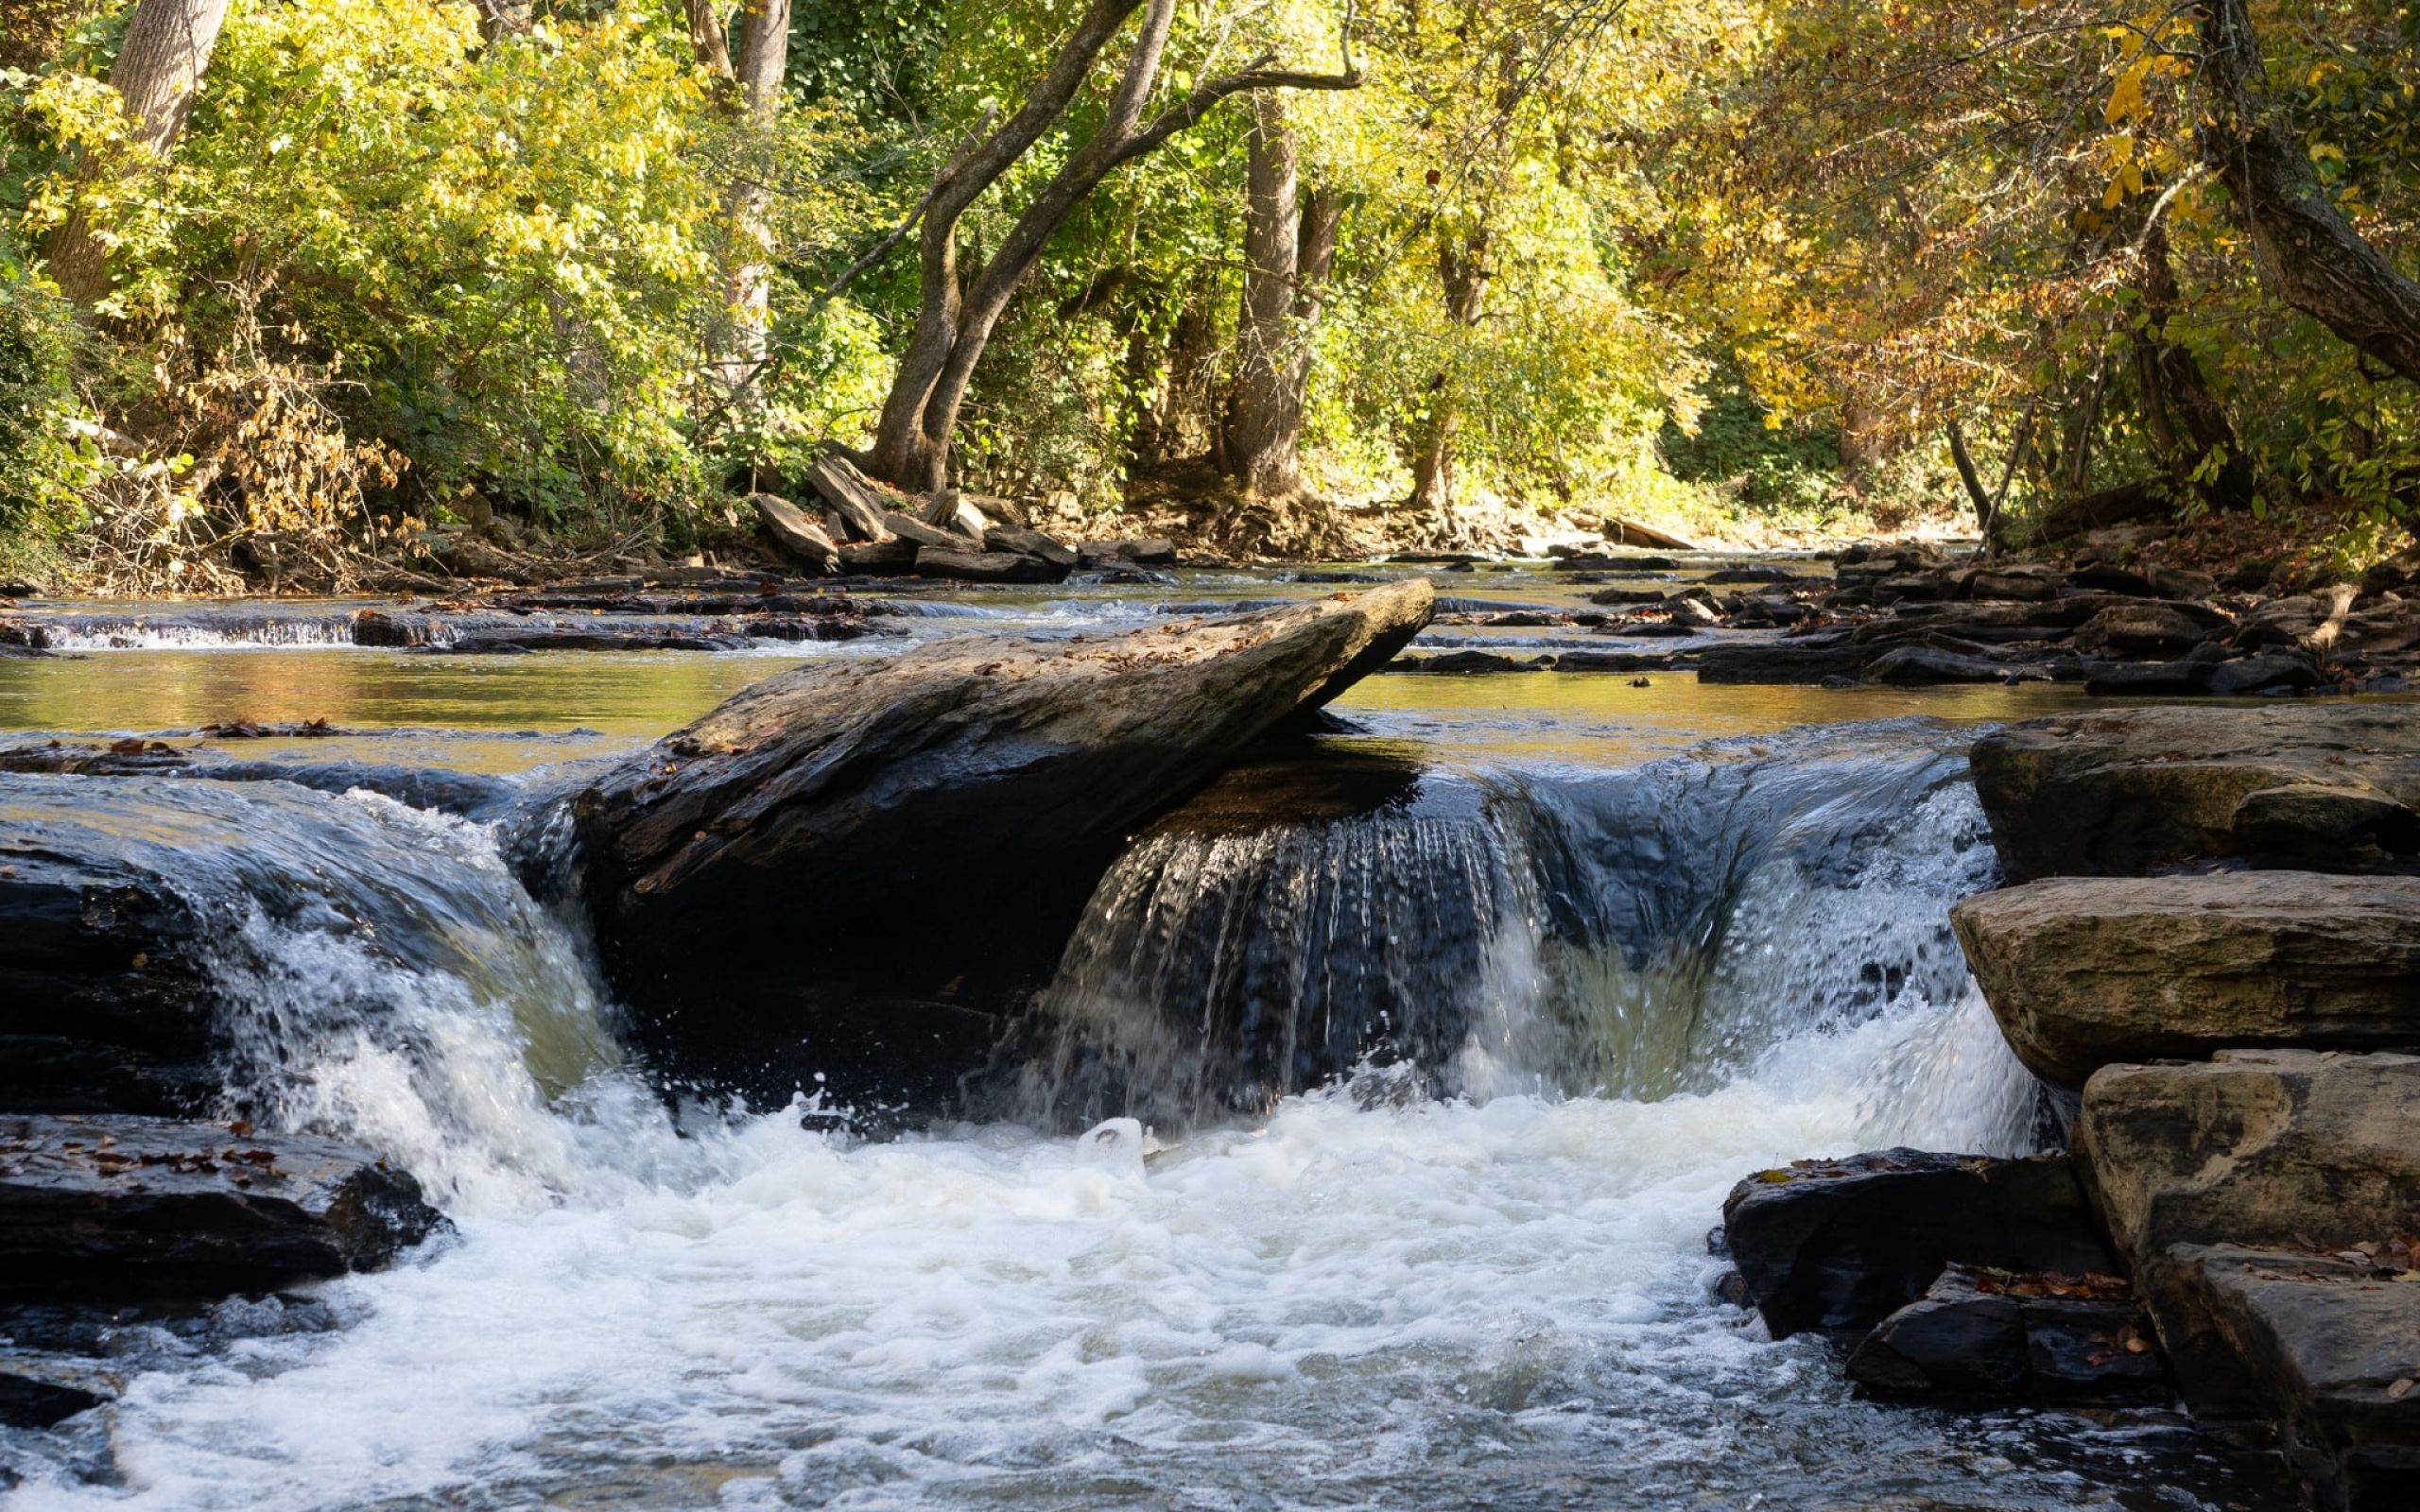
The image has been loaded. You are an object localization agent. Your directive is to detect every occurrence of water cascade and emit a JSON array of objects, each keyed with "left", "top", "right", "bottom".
[{"left": 4, "top": 722, "right": 2253, "bottom": 1511}]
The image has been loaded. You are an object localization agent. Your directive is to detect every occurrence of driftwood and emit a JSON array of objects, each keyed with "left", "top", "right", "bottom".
[
  {"left": 1600, "top": 515, "right": 1699, "bottom": 551},
  {"left": 2026, "top": 479, "right": 2169, "bottom": 545}
]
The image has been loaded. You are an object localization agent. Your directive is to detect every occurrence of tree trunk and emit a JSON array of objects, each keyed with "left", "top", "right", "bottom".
[
  {"left": 864, "top": 0, "right": 1357, "bottom": 491},
  {"left": 705, "top": 0, "right": 789, "bottom": 413},
  {"left": 474, "top": 0, "right": 531, "bottom": 41},
  {"left": 2131, "top": 218, "right": 2254, "bottom": 507},
  {"left": 44, "top": 0, "right": 233, "bottom": 307},
  {"left": 2197, "top": 0, "right": 2420, "bottom": 382},
  {"left": 1224, "top": 97, "right": 1344, "bottom": 499},
  {"left": 1406, "top": 226, "right": 1488, "bottom": 531}
]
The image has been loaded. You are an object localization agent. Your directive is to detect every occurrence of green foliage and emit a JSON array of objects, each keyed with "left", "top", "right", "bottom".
[
  {"left": 0, "top": 237, "right": 95, "bottom": 549},
  {"left": 7, "top": 0, "right": 2415, "bottom": 584},
  {"left": 1659, "top": 369, "right": 1842, "bottom": 516}
]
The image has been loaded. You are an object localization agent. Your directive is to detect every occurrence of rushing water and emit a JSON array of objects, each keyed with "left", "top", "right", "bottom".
[{"left": 0, "top": 571, "right": 2294, "bottom": 1510}]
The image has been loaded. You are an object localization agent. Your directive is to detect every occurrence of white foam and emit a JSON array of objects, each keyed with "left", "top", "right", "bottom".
[{"left": 8, "top": 993, "right": 2041, "bottom": 1511}]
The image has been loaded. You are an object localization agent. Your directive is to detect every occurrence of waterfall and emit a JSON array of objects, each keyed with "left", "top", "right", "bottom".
[{"left": 1003, "top": 719, "right": 2033, "bottom": 1148}]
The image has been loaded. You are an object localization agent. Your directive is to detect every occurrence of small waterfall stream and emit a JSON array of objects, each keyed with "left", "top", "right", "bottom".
[
  {"left": 1008, "top": 722, "right": 2028, "bottom": 1144},
  {"left": 2, "top": 721, "right": 2262, "bottom": 1511}
]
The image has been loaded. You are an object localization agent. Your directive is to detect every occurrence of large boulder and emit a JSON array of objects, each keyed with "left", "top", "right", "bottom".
[
  {"left": 1951, "top": 873, "right": 2420, "bottom": 1086},
  {"left": 1968, "top": 706, "right": 2420, "bottom": 881},
  {"left": 2075, "top": 1050, "right": 2420, "bottom": 1275},
  {"left": 1720, "top": 1149, "right": 2115, "bottom": 1338},
  {"left": 2078, "top": 1050, "right": 2420, "bottom": 1508},
  {"left": 0, "top": 1114, "right": 445, "bottom": 1302},
  {"left": 562, "top": 584, "right": 1435, "bottom": 1088}
]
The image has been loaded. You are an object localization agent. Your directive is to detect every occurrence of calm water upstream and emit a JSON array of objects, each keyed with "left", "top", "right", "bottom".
[{"left": 0, "top": 565, "right": 2300, "bottom": 1510}]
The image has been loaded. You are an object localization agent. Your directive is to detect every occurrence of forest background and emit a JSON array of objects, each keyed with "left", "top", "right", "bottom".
[{"left": 1, "top": 0, "right": 2415, "bottom": 589}]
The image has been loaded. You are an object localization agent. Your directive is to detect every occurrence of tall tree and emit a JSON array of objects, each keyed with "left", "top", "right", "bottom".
[
  {"left": 1406, "top": 224, "right": 1488, "bottom": 527},
  {"left": 44, "top": 0, "right": 234, "bottom": 307},
  {"left": 697, "top": 0, "right": 791, "bottom": 412},
  {"left": 1222, "top": 95, "right": 1344, "bottom": 498},
  {"left": 867, "top": 0, "right": 1357, "bottom": 491},
  {"left": 2196, "top": 0, "right": 2420, "bottom": 383}
]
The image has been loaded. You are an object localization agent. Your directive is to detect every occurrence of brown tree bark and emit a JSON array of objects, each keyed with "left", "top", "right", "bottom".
[
  {"left": 2196, "top": 0, "right": 2420, "bottom": 382},
  {"left": 2130, "top": 218, "right": 2254, "bottom": 507},
  {"left": 44, "top": 0, "right": 233, "bottom": 307},
  {"left": 1223, "top": 95, "right": 1345, "bottom": 498},
  {"left": 866, "top": 0, "right": 1357, "bottom": 492},
  {"left": 1406, "top": 227, "right": 1488, "bottom": 530}
]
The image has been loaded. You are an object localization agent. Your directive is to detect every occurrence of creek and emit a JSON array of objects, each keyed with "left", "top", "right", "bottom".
[{"left": 0, "top": 565, "right": 2292, "bottom": 1509}]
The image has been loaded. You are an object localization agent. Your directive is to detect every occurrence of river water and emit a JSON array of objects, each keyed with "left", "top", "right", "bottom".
[{"left": 0, "top": 565, "right": 2295, "bottom": 1509}]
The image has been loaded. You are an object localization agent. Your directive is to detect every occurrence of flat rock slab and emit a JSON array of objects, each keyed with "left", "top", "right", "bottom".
[
  {"left": 1720, "top": 1148, "right": 2113, "bottom": 1338},
  {"left": 2157, "top": 1244, "right": 2420, "bottom": 1511},
  {"left": 0, "top": 1114, "right": 445, "bottom": 1302},
  {"left": 2078, "top": 1050, "right": 2420, "bottom": 1272},
  {"left": 1968, "top": 705, "right": 2420, "bottom": 881},
  {"left": 565, "top": 583, "right": 1434, "bottom": 1022},
  {"left": 1952, "top": 873, "right": 2420, "bottom": 1086}
]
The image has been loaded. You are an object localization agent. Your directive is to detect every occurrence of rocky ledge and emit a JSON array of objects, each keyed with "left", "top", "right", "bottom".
[
  {"left": 1726, "top": 700, "right": 2420, "bottom": 1511},
  {"left": 0, "top": 1114, "right": 445, "bottom": 1303}
]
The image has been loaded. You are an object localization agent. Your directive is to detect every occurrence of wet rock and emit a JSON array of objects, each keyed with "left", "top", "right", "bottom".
[
  {"left": 1389, "top": 650, "right": 1548, "bottom": 674},
  {"left": 0, "top": 811, "right": 219, "bottom": 1114},
  {"left": 1703, "top": 565, "right": 1793, "bottom": 584},
  {"left": 1698, "top": 631, "right": 1873, "bottom": 684},
  {"left": 1078, "top": 538, "right": 1178, "bottom": 570},
  {"left": 1553, "top": 649, "right": 1680, "bottom": 673},
  {"left": 564, "top": 584, "right": 1435, "bottom": 1071},
  {"left": 1952, "top": 874, "right": 2420, "bottom": 1085},
  {"left": 1720, "top": 1149, "right": 2115, "bottom": 1338},
  {"left": 2081, "top": 649, "right": 2321, "bottom": 696},
  {"left": 1861, "top": 645, "right": 2044, "bottom": 686},
  {"left": 1968, "top": 705, "right": 2420, "bottom": 881},
  {"left": 2151, "top": 1244, "right": 2420, "bottom": 1510},
  {"left": 911, "top": 546, "right": 1068, "bottom": 583},
  {"left": 982, "top": 525, "right": 1080, "bottom": 573},
  {"left": 0, "top": 579, "right": 40, "bottom": 599},
  {"left": 0, "top": 1363, "right": 110, "bottom": 1427},
  {"left": 0, "top": 1114, "right": 445, "bottom": 1302},
  {"left": 1846, "top": 1264, "right": 2163, "bottom": 1403}
]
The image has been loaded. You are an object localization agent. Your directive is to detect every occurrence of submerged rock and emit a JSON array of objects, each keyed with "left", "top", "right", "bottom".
[
  {"left": 0, "top": 1114, "right": 444, "bottom": 1303},
  {"left": 1969, "top": 705, "right": 2420, "bottom": 881},
  {"left": 1952, "top": 873, "right": 2420, "bottom": 1085},
  {"left": 563, "top": 584, "right": 1435, "bottom": 1085},
  {"left": 1720, "top": 1149, "right": 2115, "bottom": 1338}
]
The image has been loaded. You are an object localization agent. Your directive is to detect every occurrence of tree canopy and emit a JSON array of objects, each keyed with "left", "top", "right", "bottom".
[{"left": 2, "top": 0, "right": 2414, "bottom": 586}]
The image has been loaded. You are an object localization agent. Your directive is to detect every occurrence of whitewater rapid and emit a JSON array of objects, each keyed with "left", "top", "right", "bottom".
[{"left": 1, "top": 730, "right": 2273, "bottom": 1510}]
